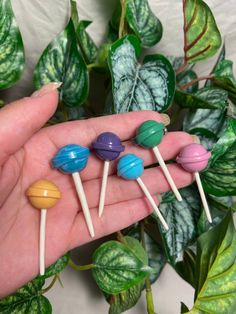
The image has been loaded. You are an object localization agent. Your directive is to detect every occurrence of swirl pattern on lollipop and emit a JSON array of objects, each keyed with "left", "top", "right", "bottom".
[
  {"left": 92, "top": 132, "right": 125, "bottom": 161},
  {"left": 51, "top": 144, "right": 90, "bottom": 174},
  {"left": 117, "top": 154, "right": 144, "bottom": 180},
  {"left": 176, "top": 143, "right": 211, "bottom": 173},
  {"left": 135, "top": 120, "right": 165, "bottom": 148}
]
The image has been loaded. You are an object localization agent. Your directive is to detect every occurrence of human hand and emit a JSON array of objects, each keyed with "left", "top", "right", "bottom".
[{"left": 0, "top": 83, "right": 194, "bottom": 297}]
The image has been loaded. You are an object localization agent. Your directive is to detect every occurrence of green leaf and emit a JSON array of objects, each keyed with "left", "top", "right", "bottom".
[
  {"left": 105, "top": 284, "right": 143, "bottom": 314},
  {"left": 0, "top": 277, "right": 52, "bottom": 313},
  {"left": 213, "top": 59, "right": 236, "bottom": 104},
  {"left": 205, "top": 43, "right": 225, "bottom": 87},
  {"left": 214, "top": 60, "right": 236, "bottom": 84},
  {"left": 125, "top": 0, "right": 162, "bottom": 48},
  {"left": 177, "top": 70, "right": 199, "bottom": 93},
  {"left": 76, "top": 20, "right": 98, "bottom": 64},
  {"left": 197, "top": 195, "right": 233, "bottom": 235},
  {"left": 42, "top": 253, "right": 70, "bottom": 279},
  {"left": 34, "top": 20, "right": 89, "bottom": 107},
  {"left": 108, "top": 35, "right": 175, "bottom": 113},
  {"left": 183, "top": 0, "right": 221, "bottom": 63},
  {"left": 176, "top": 249, "right": 196, "bottom": 288},
  {"left": 127, "top": 228, "right": 167, "bottom": 284},
  {"left": 122, "top": 236, "right": 148, "bottom": 265},
  {"left": 175, "top": 87, "right": 228, "bottom": 110},
  {"left": 92, "top": 240, "right": 151, "bottom": 294},
  {"left": 0, "top": 0, "right": 25, "bottom": 89},
  {"left": 187, "top": 213, "right": 236, "bottom": 314},
  {"left": 154, "top": 185, "right": 201, "bottom": 264},
  {"left": 201, "top": 118, "right": 236, "bottom": 196}
]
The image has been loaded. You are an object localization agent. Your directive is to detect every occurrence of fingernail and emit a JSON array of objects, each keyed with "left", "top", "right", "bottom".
[
  {"left": 32, "top": 82, "right": 62, "bottom": 98},
  {"left": 191, "top": 134, "right": 200, "bottom": 144},
  {"left": 160, "top": 113, "right": 170, "bottom": 126}
]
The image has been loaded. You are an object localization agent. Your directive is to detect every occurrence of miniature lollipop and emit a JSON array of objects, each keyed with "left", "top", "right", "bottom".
[
  {"left": 176, "top": 143, "right": 212, "bottom": 223},
  {"left": 117, "top": 154, "right": 169, "bottom": 230},
  {"left": 135, "top": 120, "right": 182, "bottom": 202},
  {"left": 26, "top": 179, "right": 61, "bottom": 275},
  {"left": 51, "top": 144, "right": 95, "bottom": 237},
  {"left": 92, "top": 132, "right": 125, "bottom": 217}
]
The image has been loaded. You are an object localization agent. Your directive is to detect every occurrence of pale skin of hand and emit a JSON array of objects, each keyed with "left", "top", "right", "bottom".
[{"left": 0, "top": 84, "right": 194, "bottom": 298}]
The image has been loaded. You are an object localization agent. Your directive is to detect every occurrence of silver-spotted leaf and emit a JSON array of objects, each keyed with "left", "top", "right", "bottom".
[
  {"left": 153, "top": 185, "right": 201, "bottom": 264},
  {"left": 76, "top": 21, "right": 98, "bottom": 64},
  {"left": 183, "top": 0, "right": 221, "bottom": 63},
  {"left": 92, "top": 240, "right": 151, "bottom": 294},
  {"left": 0, "top": 0, "right": 25, "bottom": 89},
  {"left": 201, "top": 118, "right": 236, "bottom": 196},
  {"left": 175, "top": 87, "right": 228, "bottom": 110},
  {"left": 105, "top": 284, "right": 143, "bottom": 314},
  {"left": 125, "top": 0, "right": 162, "bottom": 48},
  {"left": 187, "top": 213, "right": 236, "bottom": 313},
  {"left": 34, "top": 20, "right": 88, "bottom": 107},
  {"left": 127, "top": 228, "right": 166, "bottom": 284},
  {"left": 43, "top": 253, "right": 70, "bottom": 279},
  {"left": 109, "top": 35, "right": 175, "bottom": 113},
  {"left": 0, "top": 277, "right": 52, "bottom": 313},
  {"left": 177, "top": 70, "right": 198, "bottom": 93}
]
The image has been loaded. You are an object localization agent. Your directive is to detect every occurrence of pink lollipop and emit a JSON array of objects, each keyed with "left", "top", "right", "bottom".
[{"left": 176, "top": 143, "right": 212, "bottom": 223}]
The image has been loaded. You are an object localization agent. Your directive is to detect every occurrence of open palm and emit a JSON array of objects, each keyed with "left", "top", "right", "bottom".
[{"left": 0, "top": 86, "right": 193, "bottom": 297}]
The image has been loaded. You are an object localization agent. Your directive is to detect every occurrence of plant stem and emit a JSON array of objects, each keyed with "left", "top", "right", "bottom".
[
  {"left": 180, "top": 75, "right": 213, "bottom": 91},
  {"left": 140, "top": 221, "right": 155, "bottom": 314},
  {"left": 119, "top": 0, "right": 127, "bottom": 38},
  {"left": 175, "top": 62, "right": 188, "bottom": 75},
  {"left": 69, "top": 258, "right": 94, "bottom": 271},
  {"left": 41, "top": 275, "right": 58, "bottom": 294},
  {"left": 117, "top": 230, "right": 124, "bottom": 242}
]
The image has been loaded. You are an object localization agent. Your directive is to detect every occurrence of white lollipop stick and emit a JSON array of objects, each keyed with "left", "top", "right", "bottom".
[
  {"left": 40, "top": 209, "right": 47, "bottom": 276},
  {"left": 72, "top": 172, "right": 95, "bottom": 237},
  {"left": 136, "top": 177, "right": 169, "bottom": 230},
  {"left": 195, "top": 172, "right": 212, "bottom": 223},
  {"left": 152, "top": 146, "right": 182, "bottom": 202},
  {"left": 98, "top": 160, "right": 110, "bottom": 217}
]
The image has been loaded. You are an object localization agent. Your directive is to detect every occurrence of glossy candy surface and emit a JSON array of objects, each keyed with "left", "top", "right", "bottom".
[
  {"left": 135, "top": 120, "right": 165, "bottom": 148},
  {"left": 117, "top": 154, "right": 144, "bottom": 180},
  {"left": 92, "top": 132, "right": 125, "bottom": 161},
  {"left": 26, "top": 180, "right": 61, "bottom": 209},
  {"left": 176, "top": 143, "right": 211, "bottom": 173},
  {"left": 51, "top": 144, "right": 90, "bottom": 174}
]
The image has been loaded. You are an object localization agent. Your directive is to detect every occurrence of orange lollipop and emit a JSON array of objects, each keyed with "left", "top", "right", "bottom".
[{"left": 26, "top": 180, "right": 61, "bottom": 275}]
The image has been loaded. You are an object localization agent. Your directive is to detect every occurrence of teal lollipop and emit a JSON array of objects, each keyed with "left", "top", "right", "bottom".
[
  {"left": 135, "top": 120, "right": 182, "bottom": 202},
  {"left": 118, "top": 154, "right": 169, "bottom": 230}
]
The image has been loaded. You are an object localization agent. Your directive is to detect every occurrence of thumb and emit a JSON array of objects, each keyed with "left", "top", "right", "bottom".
[{"left": 0, "top": 82, "right": 60, "bottom": 165}]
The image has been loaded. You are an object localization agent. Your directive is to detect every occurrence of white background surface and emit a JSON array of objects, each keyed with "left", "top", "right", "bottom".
[{"left": 3, "top": 0, "right": 236, "bottom": 313}]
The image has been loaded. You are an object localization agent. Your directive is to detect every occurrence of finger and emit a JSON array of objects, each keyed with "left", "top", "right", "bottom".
[
  {"left": 80, "top": 131, "right": 194, "bottom": 181},
  {"left": 45, "top": 110, "right": 168, "bottom": 149},
  {"left": 0, "top": 83, "right": 59, "bottom": 165},
  {"left": 51, "top": 163, "right": 193, "bottom": 216},
  {"left": 69, "top": 196, "right": 157, "bottom": 248},
  {"left": 82, "top": 163, "right": 194, "bottom": 209}
]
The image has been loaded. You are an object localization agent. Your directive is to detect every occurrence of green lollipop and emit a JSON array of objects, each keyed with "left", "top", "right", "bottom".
[
  {"left": 136, "top": 120, "right": 165, "bottom": 147},
  {"left": 135, "top": 120, "right": 182, "bottom": 202}
]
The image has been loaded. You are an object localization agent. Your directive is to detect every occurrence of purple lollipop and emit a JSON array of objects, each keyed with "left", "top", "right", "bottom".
[{"left": 92, "top": 132, "right": 125, "bottom": 217}]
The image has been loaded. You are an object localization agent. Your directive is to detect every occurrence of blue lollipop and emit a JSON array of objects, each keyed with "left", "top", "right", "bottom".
[
  {"left": 117, "top": 154, "right": 169, "bottom": 230},
  {"left": 51, "top": 144, "right": 94, "bottom": 237}
]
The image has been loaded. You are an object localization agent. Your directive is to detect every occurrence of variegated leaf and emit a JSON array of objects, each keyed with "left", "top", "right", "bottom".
[
  {"left": 125, "top": 0, "right": 162, "bottom": 47},
  {"left": 183, "top": 0, "right": 222, "bottom": 63},
  {"left": 109, "top": 35, "right": 175, "bottom": 113},
  {"left": 34, "top": 20, "right": 88, "bottom": 107},
  {"left": 187, "top": 213, "right": 236, "bottom": 314},
  {"left": 153, "top": 185, "right": 201, "bottom": 264},
  {"left": 0, "top": 0, "right": 25, "bottom": 89}
]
